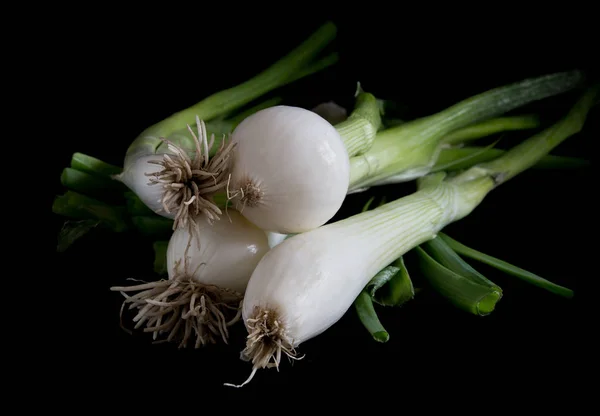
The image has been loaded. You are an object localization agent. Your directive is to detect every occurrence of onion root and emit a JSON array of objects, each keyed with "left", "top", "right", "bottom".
[
  {"left": 110, "top": 275, "right": 243, "bottom": 348},
  {"left": 146, "top": 115, "right": 236, "bottom": 232}
]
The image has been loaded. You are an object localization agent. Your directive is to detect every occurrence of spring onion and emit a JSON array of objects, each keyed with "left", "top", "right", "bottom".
[
  {"left": 226, "top": 105, "right": 351, "bottom": 233},
  {"left": 110, "top": 209, "right": 270, "bottom": 347},
  {"left": 225, "top": 85, "right": 597, "bottom": 387},
  {"left": 115, "top": 22, "right": 339, "bottom": 230},
  {"left": 121, "top": 84, "right": 381, "bottom": 235}
]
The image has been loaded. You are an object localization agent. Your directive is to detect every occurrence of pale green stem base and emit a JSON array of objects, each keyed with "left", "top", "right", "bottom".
[{"left": 336, "top": 87, "right": 383, "bottom": 157}]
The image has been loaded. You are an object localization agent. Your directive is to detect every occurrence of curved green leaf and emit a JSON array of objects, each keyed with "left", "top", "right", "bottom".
[
  {"left": 415, "top": 247, "right": 502, "bottom": 316},
  {"left": 367, "top": 257, "right": 415, "bottom": 306},
  {"left": 439, "top": 233, "right": 574, "bottom": 298},
  {"left": 421, "top": 236, "right": 500, "bottom": 291},
  {"left": 354, "top": 291, "right": 389, "bottom": 343}
]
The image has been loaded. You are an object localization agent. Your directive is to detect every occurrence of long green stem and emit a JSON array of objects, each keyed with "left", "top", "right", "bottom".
[
  {"left": 474, "top": 84, "right": 598, "bottom": 184},
  {"left": 61, "top": 168, "right": 126, "bottom": 202},
  {"left": 439, "top": 233, "right": 574, "bottom": 298},
  {"left": 347, "top": 71, "right": 584, "bottom": 191},
  {"left": 442, "top": 84, "right": 597, "bottom": 201},
  {"left": 125, "top": 22, "right": 337, "bottom": 164},
  {"left": 174, "top": 51, "right": 338, "bottom": 145},
  {"left": 441, "top": 114, "right": 540, "bottom": 145},
  {"left": 433, "top": 147, "right": 590, "bottom": 172},
  {"left": 354, "top": 291, "right": 389, "bottom": 342},
  {"left": 285, "top": 52, "right": 339, "bottom": 86},
  {"left": 70, "top": 152, "right": 122, "bottom": 177}
]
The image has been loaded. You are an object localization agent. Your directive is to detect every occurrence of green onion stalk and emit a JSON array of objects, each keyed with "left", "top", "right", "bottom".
[
  {"left": 380, "top": 84, "right": 594, "bottom": 308},
  {"left": 347, "top": 70, "right": 585, "bottom": 193}
]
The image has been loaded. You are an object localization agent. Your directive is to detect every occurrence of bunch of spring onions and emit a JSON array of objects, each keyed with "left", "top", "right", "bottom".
[
  {"left": 52, "top": 20, "right": 594, "bottom": 385},
  {"left": 225, "top": 84, "right": 597, "bottom": 387}
]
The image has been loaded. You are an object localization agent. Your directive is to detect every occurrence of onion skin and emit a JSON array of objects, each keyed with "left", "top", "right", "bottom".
[
  {"left": 167, "top": 210, "right": 270, "bottom": 294},
  {"left": 117, "top": 155, "right": 174, "bottom": 219}
]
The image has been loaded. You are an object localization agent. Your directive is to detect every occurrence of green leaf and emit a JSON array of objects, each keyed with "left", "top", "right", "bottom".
[
  {"left": 366, "top": 257, "right": 415, "bottom": 306},
  {"left": 415, "top": 247, "right": 502, "bottom": 316},
  {"left": 70, "top": 153, "right": 122, "bottom": 178},
  {"left": 354, "top": 291, "right": 389, "bottom": 343},
  {"left": 60, "top": 167, "right": 125, "bottom": 203},
  {"left": 421, "top": 236, "right": 500, "bottom": 291},
  {"left": 441, "top": 114, "right": 540, "bottom": 145},
  {"left": 435, "top": 147, "right": 590, "bottom": 172},
  {"left": 438, "top": 233, "right": 574, "bottom": 298}
]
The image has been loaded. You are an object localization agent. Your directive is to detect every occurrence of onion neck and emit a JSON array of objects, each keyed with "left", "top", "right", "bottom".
[{"left": 335, "top": 88, "right": 382, "bottom": 157}]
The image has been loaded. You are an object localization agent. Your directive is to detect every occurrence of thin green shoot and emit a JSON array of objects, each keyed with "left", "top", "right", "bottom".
[{"left": 438, "top": 233, "right": 574, "bottom": 298}]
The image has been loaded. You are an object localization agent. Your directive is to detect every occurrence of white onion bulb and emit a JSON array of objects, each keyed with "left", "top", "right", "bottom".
[
  {"left": 116, "top": 118, "right": 234, "bottom": 230},
  {"left": 166, "top": 210, "right": 270, "bottom": 294},
  {"left": 111, "top": 209, "right": 270, "bottom": 348},
  {"left": 228, "top": 105, "right": 350, "bottom": 234}
]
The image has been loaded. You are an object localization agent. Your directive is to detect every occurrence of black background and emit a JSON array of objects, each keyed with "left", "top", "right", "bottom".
[{"left": 48, "top": 8, "right": 595, "bottom": 407}]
